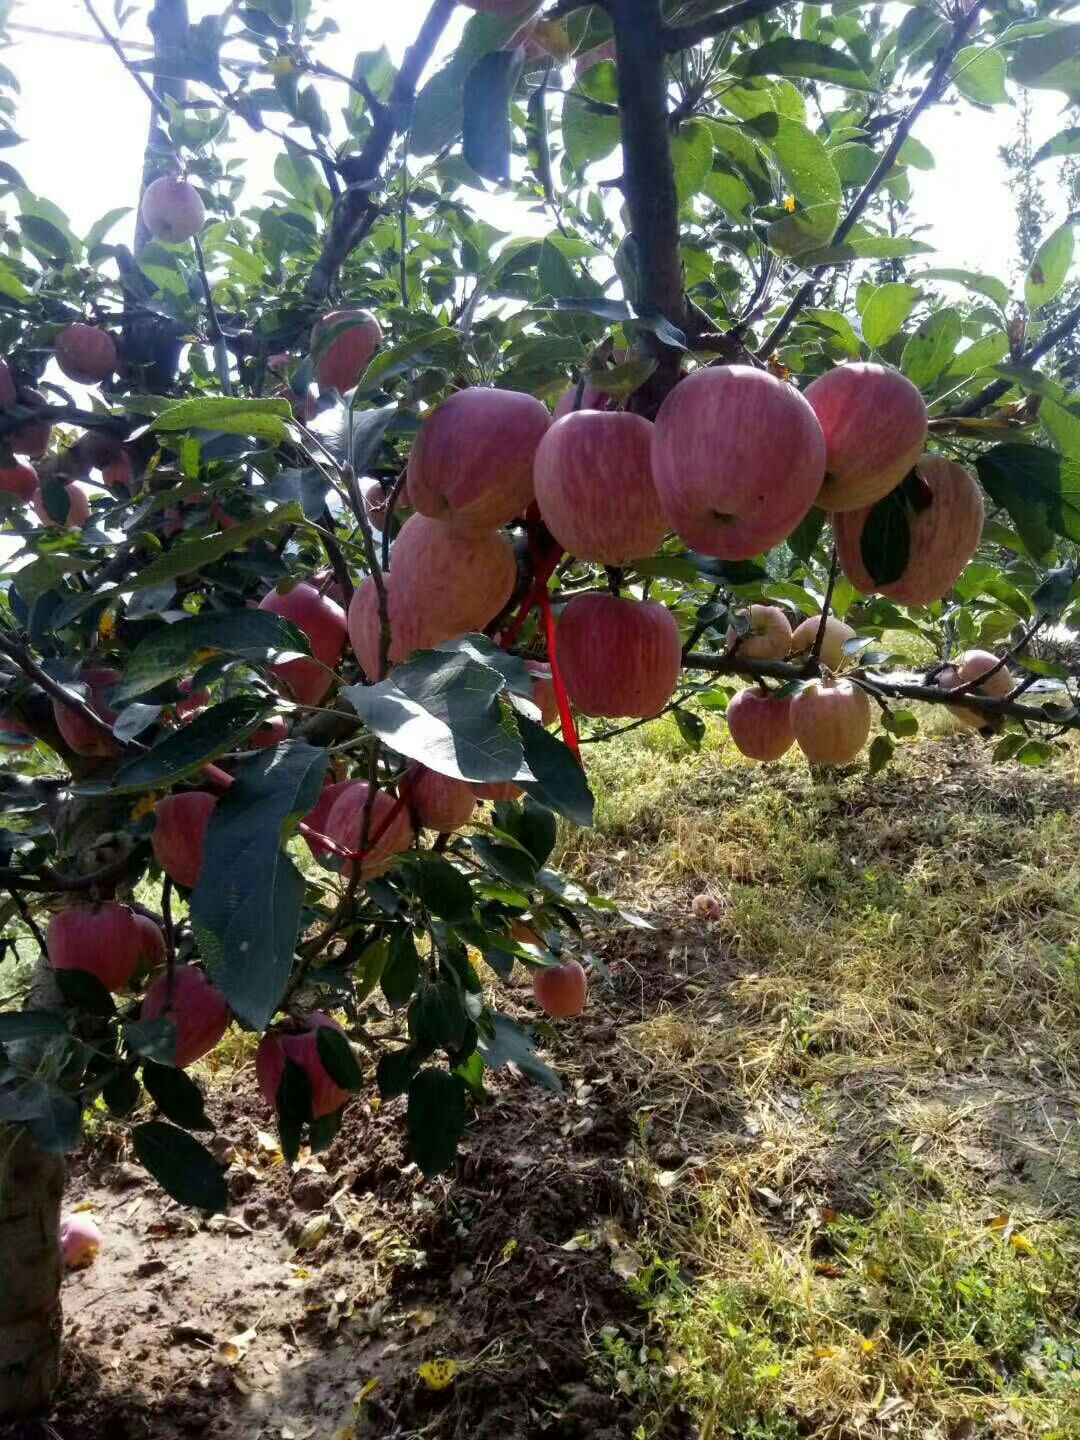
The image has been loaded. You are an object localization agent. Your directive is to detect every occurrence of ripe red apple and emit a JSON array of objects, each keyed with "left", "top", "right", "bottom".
[
  {"left": 302, "top": 779, "right": 357, "bottom": 863},
  {"left": 54, "top": 323, "right": 118, "bottom": 385},
  {"left": 532, "top": 959, "right": 588, "bottom": 1018},
  {"left": 533, "top": 410, "right": 666, "bottom": 565},
  {"left": 60, "top": 1214, "right": 102, "bottom": 1270},
  {"left": 651, "top": 366, "right": 826, "bottom": 559},
  {"left": 726, "top": 604, "right": 791, "bottom": 660},
  {"left": 0, "top": 460, "right": 38, "bottom": 501},
  {"left": 553, "top": 377, "right": 614, "bottom": 420},
  {"left": 347, "top": 575, "right": 460, "bottom": 680},
  {"left": 173, "top": 679, "right": 210, "bottom": 722},
  {"left": 102, "top": 454, "right": 135, "bottom": 491},
  {"left": 806, "top": 363, "right": 927, "bottom": 512},
  {"left": 325, "top": 781, "right": 415, "bottom": 880},
  {"left": 725, "top": 685, "right": 795, "bottom": 761},
  {"left": 311, "top": 309, "right": 382, "bottom": 393},
  {"left": 407, "top": 765, "right": 478, "bottom": 832},
  {"left": 134, "top": 913, "right": 167, "bottom": 969},
  {"left": 140, "top": 176, "right": 206, "bottom": 243},
  {"left": 250, "top": 715, "right": 288, "bottom": 749},
  {"left": 471, "top": 780, "right": 524, "bottom": 802},
  {"left": 790, "top": 677, "right": 872, "bottom": 764},
  {"left": 942, "top": 649, "right": 1013, "bottom": 729},
  {"left": 259, "top": 581, "right": 347, "bottom": 707},
  {"left": 789, "top": 615, "right": 856, "bottom": 671},
  {"left": 256, "top": 1011, "right": 351, "bottom": 1119},
  {"left": 141, "top": 965, "right": 231, "bottom": 1068},
  {"left": 52, "top": 666, "right": 121, "bottom": 757},
  {"left": 11, "top": 388, "right": 52, "bottom": 457},
  {"left": 390, "top": 514, "right": 517, "bottom": 636},
  {"left": 47, "top": 901, "right": 144, "bottom": 992},
  {"left": 527, "top": 661, "right": 559, "bottom": 726},
  {"left": 832, "top": 456, "right": 985, "bottom": 606},
  {"left": 151, "top": 791, "right": 217, "bottom": 890},
  {"left": 0, "top": 716, "right": 34, "bottom": 750},
  {"left": 557, "top": 593, "right": 682, "bottom": 719},
  {"left": 406, "top": 386, "right": 551, "bottom": 528},
  {"left": 32, "top": 482, "right": 90, "bottom": 528}
]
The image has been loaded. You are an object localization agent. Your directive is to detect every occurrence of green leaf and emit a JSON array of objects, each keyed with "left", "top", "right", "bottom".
[
  {"left": 190, "top": 741, "right": 329, "bottom": 1030},
  {"left": 787, "top": 505, "right": 826, "bottom": 562},
  {"left": 129, "top": 505, "right": 300, "bottom": 592},
  {"left": 951, "top": 45, "right": 1009, "bottom": 105},
  {"left": 150, "top": 396, "right": 293, "bottom": 443},
  {"left": 123, "top": 1017, "right": 177, "bottom": 1065},
  {"left": 1032, "top": 127, "right": 1080, "bottom": 166},
  {"left": 315, "top": 1027, "right": 364, "bottom": 1092},
  {"left": 915, "top": 268, "right": 1010, "bottom": 311},
  {"left": 411, "top": 9, "right": 536, "bottom": 155},
  {"left": 403, "top": 854, "right": 474, "bottom": 924},
  {"left": 868, "top": 734, "right": 895, "bottom": 774},
  {"left": 976, "top": 444, "right": 1080, "bottom": 559},
  {"left": 0, "top": 1012, "right": 68, "bottom": 1042},
  {"left": 407, "top": 1067, "right": 467, "bottom": 1177},
  {"left": 562, "top": 94, "right": 621, "bottom": 170},
  {"left": 276, "top": 1059, "right": 313, "bottom": 1164},
  {"left": 99, "top": 697, "right": 268, "bottom": 794},
  {"left": 409, "top": 983, "right": 468, "bottom": 1054},
  {"left": 1031, "top": 564, "right": 1076, "bottom": 619},
  {"left": 382, "top": 929, "right": 421, "bottom": 1009},
  {"left": 881, "top": 708, "right": 919, "bottom": 738},
  {"left": 671, "top": 120, "right": 714, "bottom": 205},
  {"left": 747, "top": 113, "right": 841, "bottom": 256},
  {"left": 733, "top": 37, "right": 875, "bottom": 91},
  {"left": 477, "top": 1011, "right": 562, "bottom": 1092},
  {"left": 901, "top": 307, "right": 962, "bottom": 388},
  {"left": 142, "top": 1061, "right": 210, "bottom": 1130},
  {"left": 518, "top": 716, "right": 593, "bottom": 826},
  {"left": 1025, "top": 222, "right": 1075, "bottom": 311},
  {"left": 860, "top": 283, "right": 921, "bottom": 349},
  {"left": 132, "top": 1120, "right": 228, "bottom": 1211},
  {"left": 674, "top": 709, "right": 706, "bottom": 749},
  {"left": 946, "top": 332, "right": 1011, "bottom": 379},
  {"left": 860, "top": 486, "right": 910, "bottom": 585},
  {"left": 803, "top": 309, "right": 861, "bottom": 356},
  {"left": 463, "top": 47, "right": 524, "bottom": 184},
  {"left": 798, "top": 233, "right": 934, "bottom": 266},
  {"left": 114, "top": 610, "right": 310, "bottom": 702},
  {"left": 1010, "top": 24, "right": 1080, "bottom": 100}
]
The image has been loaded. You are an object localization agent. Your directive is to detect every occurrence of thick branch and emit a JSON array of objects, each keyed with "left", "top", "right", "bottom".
[
  {"left": 307, "top": 0, "right": 456, "bottom": 301},
  {"left": 664, "top": 0, "right": 798, "bottom": 51},
  {"left": 757, "top": 1, "right": 985, "bottom": 358}
]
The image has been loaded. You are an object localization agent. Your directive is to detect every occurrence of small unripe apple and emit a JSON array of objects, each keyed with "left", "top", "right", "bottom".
[
  {"left": 60, "top": 1214, "right": 102, "bottom": 1269},
  {"left": 11, "top": 388, "right": 52, "bottom": 457},
  {"left": 140, "top": 176, "right": 206, "bottom": 243},
  {"left": 407, "top": 765, "right": 478, "bottom": 833},
  {"left": 726, "top": 686, "right": 795, "bottom": 761},
  {"left": 942, "top": 649, "right": 1013, "bottom": 729},
  {"left": 532, "top": 959, "right": 588, "bottom": 1018},
  {"left": 250, "top": 715, "right": 288, "bottom": 749},
  {"left": 534, "top": 410, "right": 666, "bottom": 565},
  {"left": 833, "top": 456, "right": 984, "bottom": 606},
  {"left": 302, "top": 779, "right": 358, "bottom": 864},
  {"left": 471, "top": 780, "right": 524, "bottom": 802},
  {"left": 259, "top": 581, "right": 347, "bottom": 708},
  {"left": 256, "top": 1012, "right": 351, "bottom": 1119},
  {"left": 325, "top": 781, "right": 415, "bottom": 880},
  {"left": 141, "top": 965, "right": 231, "bottom": 1068},
  {"left": 406, "top": 386, "right": 551, "bottom": 529},
  {"left": 789, "top": 615, "right": 857, "bottom": 671},
  {"left": 651, "top": 366, "right": 825, "bottom": 560},
  {"left": 151, "top": 791, "right": 217, "bottom": 890},
  {"left": 311, "top": 309, "right": 383, "bottom": 393},
  {"left": 790, "top": 677, "right": 872, "bottom": 764},
  {"left": 0, "top": 460, "right": 38, "bottom": 501},
  {"left": 47, "top": 901, "right": 144, "bottom": 992},
  {"left": 690, "top": 893, "right": 721, "bottom": 921},
  {"left": 389, "top": 514, "right": 517, "bottom": 636},
  {"left": 32, "top": 482, "right": 90, "bottom": 528},
  {"left": 54, "top": 323, "right": 118, "bottom": 385},
  {"left": 52, "top": 666, "right": 121, "bottom": 757},
  {"left": 726, "top": 604, "right": 791, "bottom": 660},
  {"left": 557, "top": 593, "right": 682, "bottom": 719},
  {"left": 806, "top": 363, "right": 927, "bottom": 512}
]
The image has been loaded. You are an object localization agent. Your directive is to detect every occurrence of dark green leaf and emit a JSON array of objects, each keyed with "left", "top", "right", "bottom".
[
  {"left": 129, "top": 505, "right": 301, "bottom": 592},
  {"left": 0, "top": 1012, "right": 68, "bottom": 1042},
  {"left": 516, "top": 797, "right": 558, "bottom": 868},
  {"left": 463, "top": 47, "right": 524, "bottom": 184},
  {"left": 1025, "top": 222, "right": 1074, "bottom": 311},
  {"left": 1031, "top": 565, "right": 1076, "bottom": 619},
  {"left": 1032, "top": 127, "right": 1080, "bottom": 166},
  {"left": 471, "top": 836, "right": 538, "bottom": 889},
  {"left": 901, "top": 307, "right": 962, "bottom": 388},
  {"left": 407, "top": 1067, "right": 467, "bottom": 1177},
  {"left": 378, "top": 1043, "right": 424, "bottom": 1099},
  {"left": 26, "top": 1092, "right": 82, "bottom": 1155},
  {"left": 409, "top": 983, "right": 468, "bottom": 1054},
  {"left": 406, "top": 855, "right": 475, "bottom": 923},
  {"left": 99, "top": 697, "right": 268, "bottom": 794},
  {"left": 114, "top": 611, "right": 310, "bottom": 701},
  {"left": 518, "top": 716, "right": 594, "bottom": 826},
  {"left": 53, "top": 968, "right": 115, "bottom": 1017},
  {"left": 976, "top": 444, "right": 1080, "bottom": 559},
  {"left": 316, "top": 1027, "right": 363, "bottom": 1092},
  {"left": 673, "top": 709, "right": 706, "bottom": 749},
  {"left": 881, "top": 708, "right": 919, "bottom": 738},
  {"left": 477, "top": 1011, "right": 562, "bottom": 1092},
  {"left": 733, "top": 38, "right": 876, "bottom": 90},
  {"left": 142, "top": 1061, "right": 210, "bottom": 1130},
  {"left": 382, "top": 929, "right": 421, "bottom": 1009},
  {"left": 103, "top": 1067, "right": 141, "bottom": 1117},
  {"left": 132, "top": 1120, "right": 228, "bottom": 1211},
  {"left": 150, "top": 395, "right": 292, "bottom": 442},
  {"left": 124, "top": 1016, "right": 178, "bottom": 1065},
  {"left": 860, "top": 487, "right": 910, "bottom": 586},
  {"left": 787, "top": 505, "right": 827, "bottom": 562},
  {"left": 276, "top": 1058, "right": 313, "bottom": 1165},
  {"left": 868, "top": 734, "right": 895, "bottom": 774}
]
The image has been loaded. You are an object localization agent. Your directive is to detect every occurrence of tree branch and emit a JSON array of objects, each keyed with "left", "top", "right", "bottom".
[
  {"left": 945, "top": 300, "right": 1080, "bottom": 419},
  {"left": 81, "top": 0, "right": 170, "bottom": 121},
  {"left": 757, "top": 0, "right": 985, "bottom": 358},
  {"left": 134, "top": 0, "right": 190, "bottom": 256},
  {"left": 664, "top": 0, "right": 799, "bottom": 51}
]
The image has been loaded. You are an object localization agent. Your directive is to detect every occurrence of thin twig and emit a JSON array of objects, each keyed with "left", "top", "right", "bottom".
[
  {"left": 809, "top": 547, "right": 840, "bottom": 668},
  {"left": 81, "top": 0, "right": 170, "bottom": 120},
  {"left": 7, "top": 887, "right": 48, "bottom": 956},
  {"left": 664, "top": 0, "right": 800, "bottom": 50},
  {"left": 192, "top": 234, "right": 232, "bottom": 396}
]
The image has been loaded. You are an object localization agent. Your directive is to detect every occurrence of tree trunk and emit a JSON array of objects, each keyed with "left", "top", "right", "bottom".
[{"left": 0, "top": 1124, "right": 65, "bottom": 1422}]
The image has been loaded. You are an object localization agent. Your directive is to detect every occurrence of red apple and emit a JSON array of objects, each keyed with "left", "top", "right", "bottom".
[
  {"left": 407, "top": 765, "right": 478, "bottom": 832},
  {"left": 11, "top": 388, "right": 52, "bottom": 457},
  {"left": 174, "top": 679, "right": 210, "bottom": 722},
  {"left": 347, "top": 575, "right": 461, "bottom": 680},
  {"left": 141, "top": 965, "right": 231, "bottom": 1068},
  {"left": 102, "top": 454, "right": 136, "bottom": 491},
  {"left": 256, "top": 1012, "right": 351, "bottom": 1119},
  {"left": 690, "top": 893, "right": 721, "bottom": 920},
  {"left": 806, "top": 363, "right": 927, "bottom": 512},
  {"left": 52, "top": 666, "right": 121, "bottom": 757},
  {"left": 47, "top": 901, "right": 144, "bottom": 992},
  {"left": 54, "top": 323, "right": 118, "bottom": 385},
  {"left": 250, "top": 715, "right": 288, "bottom": 749},
  {"left": 406, "top": 386, "right": 551, "bottom": 528},
  {"left": 651, "top": 366, "right": 826, "bottom": 559},
  {"left": 134, "top": 914, "right": 167, "bottom": 969},
  {"left": 789, "top": 615, "right": 856, "bottom": 671},
  {"left": 790, "top": 677, "right": 872, "bottom": 764},
  {"left": 311, "top": 309, "right": 382, "bottom": 393},
  {"left": 556, "top": 593, "right": 682, "bottom": 719},
  {"left": 302, "top": 779, "right": 358, "bottom": 864},
  {"left": 32, "top": 482, "right": 90, "bottom": 528},
  {"left": 725, "top": 685, "right": 795, "bottom": 761},
  {"left": 0, "top": 460, "right": 38, "bottom": 501},
  {"left": 532, "top": 959, "right": 588, "bottom": 1018},
  {"left": 726, "top": 604, "right": 791, "bottom": 660},
  {"left": 324, "top": 781, "right": 415, "bottom": 880},
  {"left": 832, "top": 456, "right": 985, "bottom": 606},
  {"left": 533, "top": 410, "right": 666, "bottom": 565},
  {"left": 942, "top": 649, "right": 1013, "bottom": 728},
  {"left": 60, "top": 1214, "right": 102, "bottom": 1270},
  {"left": 389, "top": 513, "right": 517, "bottom": 635},
  {"left": 151, "top": 791, "right": 217, "bottom": 890},
  {"left": 553, "top": 377, "right": 614, "bottom": 419},
  {"left": 259, "top": 580, "right": 347, "bottom": 708},
  {"left": 140, "top": 176, "right": 206, "bottom": 243}
]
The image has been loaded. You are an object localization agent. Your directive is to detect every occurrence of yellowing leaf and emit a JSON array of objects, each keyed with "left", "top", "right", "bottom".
[
  {"left": 500, "top": 1239, "right": 518, "bottom": 1263},
  {"left": 98, "top": 610, "right": 117, "bottom": 640},
  {"left": 332, "top": 1428, "right": 357, "bottom": 1440},
  {"left": 418, "top": 1359, "right": 460, "bottom": 1391},
  {"left": 1010, "top": 1233, "right": 1037, "bottom": 1256},
  {"left": 783, "top": 194, "right": 797, "bottom": 213},
  {"left": 294, "top": 1214, "right": 330, "bottom": 1252}
]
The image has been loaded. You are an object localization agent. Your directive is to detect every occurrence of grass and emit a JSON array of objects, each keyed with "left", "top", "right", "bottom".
[{"left": 561, "top": 715, "right": 1080, "bottom": 1439}]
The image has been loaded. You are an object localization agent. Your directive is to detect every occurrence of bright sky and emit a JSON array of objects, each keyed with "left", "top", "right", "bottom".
[{"left": 5, "top": 0, "right": 1075, "bottom": 290}]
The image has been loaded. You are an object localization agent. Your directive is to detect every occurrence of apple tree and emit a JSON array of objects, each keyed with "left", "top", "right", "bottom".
[{"left": 1, "top": 0, "right": 1079, "bottom": 1419}]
